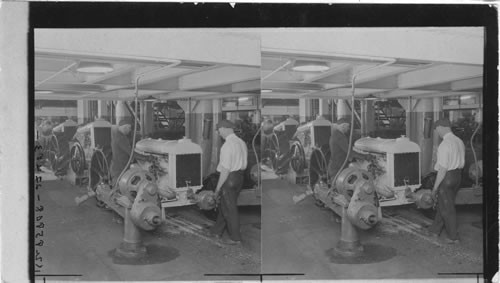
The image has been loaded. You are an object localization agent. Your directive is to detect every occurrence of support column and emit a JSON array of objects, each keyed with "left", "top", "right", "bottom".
[
  {"left": 115, "top": 101, "right": 132, "bottom": 125},
  {"left": 336, "top": 99, "right": 352, "bottom": 122},
  {"left": 77, "top": 100, "right": 89, "bottom": 124},
  {"left": 419, "top": 99, "right": 434, "bottom": 176},
  {"left": 209, "top": 99, "right": 222, "bottom": 174},
  {"left": 299, "top": 98, "right": 311, "bottom": 123},
  {"left": 318, "top": 99, "right": 330, "bottom": 121},
  {"left": 360, "top": 100, "right": 375, "bottom": 137},
  {"left": 97, "top": 101, "right": 110, "bottom": 121},
  {"left": 143, "top": 102, "right": 154, "bottom": 137},
  {"left": 432, "top": 97, "right": 443, "bottom": 167}
]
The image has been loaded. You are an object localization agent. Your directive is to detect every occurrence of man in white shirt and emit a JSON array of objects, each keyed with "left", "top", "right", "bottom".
[
  {"left": 428, "top": 118, "right": 465, "bottom": 244},
  {"left": 209, "top": 120, "right": 248, "bottom": 245}
]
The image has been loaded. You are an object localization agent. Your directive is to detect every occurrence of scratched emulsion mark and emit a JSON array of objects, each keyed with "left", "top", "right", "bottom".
[
  {"left": 325, "top": 243, "right": 397, "bottom": 264},
  {"left": 109, "top": 244, "right": 180, "bottom": 265}
]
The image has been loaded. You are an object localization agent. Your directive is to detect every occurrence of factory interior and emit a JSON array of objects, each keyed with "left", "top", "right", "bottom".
[{"left": 32, "top": 28, "right": 489, "bottom": 281}]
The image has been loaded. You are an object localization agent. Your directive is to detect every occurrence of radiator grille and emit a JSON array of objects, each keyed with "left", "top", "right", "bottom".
[
  {"left": 394, "top": 152, "right": 420, "bottom": 187},
  {"left": 314, "top": 126, "right": 331, "bottom": 148},
  {"left": 94, "top": 127, "right": 111, "bottom": 150},
  {"left": 176, "top": 153, "right": 201, "bottom": 187}
]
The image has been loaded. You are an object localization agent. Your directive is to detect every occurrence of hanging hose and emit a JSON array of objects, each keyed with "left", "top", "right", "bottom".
[
  {"left": 112, "top": 61, "right": 180, "bottom": 191},
  {"left": 331, "top": 59, "right": 396, "bottom": 187},
  {"left": 470, "top": 122, "right": 482, "bottom": 188},
  {"left": 252, "top": 122, "right": 264, "bottom": 189}
]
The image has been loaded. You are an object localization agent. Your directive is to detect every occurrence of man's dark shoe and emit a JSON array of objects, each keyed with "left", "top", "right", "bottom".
[
  {"left": 220, "top": 238, "right": 242, "bottom": 245},
  {"left": 444, "top": 238, "right": 460, "bottom": 245},
  {"left": 203, "top": 229, "right": 221, "bottom": 239}
]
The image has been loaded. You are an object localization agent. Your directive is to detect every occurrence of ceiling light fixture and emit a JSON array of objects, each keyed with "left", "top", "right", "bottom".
[
  {"left": 35, "top": 90, "right": 54, "bottom": 94},
  {"left": 76, "top": 62, "right": 114, "bottom": 73},
  {"left": 363, "top": 94, "right": 378, "bottom": 100},
  {"left": 292, "top": 60, "right": 330, "bottom": 72},
  {"left": 261, "top": 89, "right": 273, "bottom": 93},
  {"left": 143, "top": 95, "right": 157, "bottom": 102},
  {"left": 459, "top": 95, "right": 474, "bottom": 100}
]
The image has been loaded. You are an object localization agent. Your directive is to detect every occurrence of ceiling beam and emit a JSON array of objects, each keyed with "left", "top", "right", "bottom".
[
  {"left": 451, "top": 76, "right": 483, "bottom": 91},
  {"left": 398, "top": 64, "right": 483, "bottom": 89},
  {"left": 232, "top": 80, "right": 260, "bottom": 93},
  {"left": 36, "top": 83, "right": 104, "bottom": 92},
  {"left": 180, "top": 66, "right": 260, "bottom": 90}
]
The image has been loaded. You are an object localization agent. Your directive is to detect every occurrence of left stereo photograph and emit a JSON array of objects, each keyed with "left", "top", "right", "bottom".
[{"left": 32, "top": 29, "right": 262, "bottom": 281}]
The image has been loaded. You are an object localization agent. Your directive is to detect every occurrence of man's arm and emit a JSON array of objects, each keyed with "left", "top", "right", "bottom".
[
  {"left": 432, "top": 165, "right": 447, "bottom": 199},
  {"left": 215, "top": 167, "right": 230, "bottom": 197}
]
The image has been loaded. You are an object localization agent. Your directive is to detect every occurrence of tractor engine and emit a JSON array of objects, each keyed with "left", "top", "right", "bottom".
[
  {"left": 134, "top": 137, "right": 211, "bottom": 215},
  {"left": 353, "top": 136, "right": 433, "bottom": 208}
]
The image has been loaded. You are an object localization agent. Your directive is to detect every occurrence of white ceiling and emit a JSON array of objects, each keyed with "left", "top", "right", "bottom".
[
  {"left": 261, "top": 28, "right": 484, "bottom": 100},
  {"left": 34, "top": 28, "right": 484, "bottom": 102},
  {"left": 34, "top": 30, "right": 261, "bottom": 101}
]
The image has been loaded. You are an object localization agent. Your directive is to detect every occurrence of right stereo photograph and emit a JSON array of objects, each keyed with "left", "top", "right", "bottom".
[{"left": 259, "top": 27, "right": 485, "bottom": 281}]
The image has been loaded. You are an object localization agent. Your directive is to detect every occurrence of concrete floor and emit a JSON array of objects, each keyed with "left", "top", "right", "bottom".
[
  {"left": 35, "top": 173, "right": 261, "bottom": 281},
  {"left": 261, "top": 178, "right": 483, "bottom": 281}
]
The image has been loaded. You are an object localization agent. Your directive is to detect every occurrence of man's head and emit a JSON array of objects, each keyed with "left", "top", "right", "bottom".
[
  {"left": 336, "top": 118, "right": 351, "bottom": 134},
  {"left": 118, "top": 118, "right": 133, "bottom": 135},
  {"left": 433, "top": 118, "right": 452, "bottom": 138},
  {"left": 216, "top": 120, "right": 235, "bottom": 139}
]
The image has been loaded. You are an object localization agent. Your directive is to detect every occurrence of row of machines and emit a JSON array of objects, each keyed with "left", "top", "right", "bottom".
[
  {"left": 66, "top": 119, "right": 214, "bottom": 259},
  {"left": 268, "top": 116, "right": 432, "bottom": 209},
  {"left": 69, "top": 119, "right": 213, "bottom": 213},
  {"left": 263, "top": 116, "right": 435, "bottom": 256}
]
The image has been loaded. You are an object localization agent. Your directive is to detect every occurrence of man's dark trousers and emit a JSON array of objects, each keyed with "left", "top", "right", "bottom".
[
  {"left": 210, "top": 170, "right": 244, "bottom": 241},
  {"left": 429, "top": 169, "right": 462, "bottom": 240}
]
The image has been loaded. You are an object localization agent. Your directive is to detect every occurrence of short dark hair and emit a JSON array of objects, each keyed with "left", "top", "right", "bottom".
[
  {"left": 336, "top": 118, "right": 350, "bottom": 125},
  {"left": 433, "top": 118, "right": 452, "bottom": 129},
  {"left": 216, "top": 119, "right": 235, "bottom": 129},
  {"left": 118, "top": 118, "right": 133, "bottom": 126}
]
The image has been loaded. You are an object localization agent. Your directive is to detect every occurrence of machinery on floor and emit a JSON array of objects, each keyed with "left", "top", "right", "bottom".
[
  {"left": 74, "top": 136, "right": 216, "bottom": 258},
  {"left": 35, "top": 119, "right": 59, "bottom": 171},
  {"left": 353, "top": 136, "right": 433, "bottom": 208},
  {"left": 51, "top": 119, "right": 78, "bottom": 177},
  {"left": 68, "top": 119, "right": 113, "bottom": 187},
  {"left": 314, "top": 167, "right": 380, "bottom": 257},
  {"left": 134, "top": 137, "right": 216, "bottom": 217},
  {"left": 261, "top": 117, "right": 300, "bottom": 174},
  {"left": 77, "top": 166, "right": 163, "bottom": 259},
  {"left": 287, "top": 116, "right": 434, "bottom": 209},
  {"left": 289, "top": 116, "right": 331, "bottom": 185}
]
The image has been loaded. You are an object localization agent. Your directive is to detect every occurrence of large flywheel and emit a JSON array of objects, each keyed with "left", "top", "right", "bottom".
[
  {"left": 263, "top": 133, "right": 280, "bottom": 170},
  {"left": 89, "top": 149, "right": 111, "bottom": 191},
  {"left": 70, "top": 142, "right": 86, "bottom": 175},
  {"left": 289, "top": 140, "right": 306, "bottom": 174},
  {"left": 309, "top": 146, "right": 330, "bottom": 188},
  {"left": 44, "top": 134, "right": 60, "bottom": 170}
]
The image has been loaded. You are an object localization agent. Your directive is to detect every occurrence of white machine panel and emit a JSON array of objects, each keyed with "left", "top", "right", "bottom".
[
  {"left": 135, "top": 137, "right": 203, "bottom": 208},
  {"left": 354, "top": 136, "right": 421, "bottom": 207}
]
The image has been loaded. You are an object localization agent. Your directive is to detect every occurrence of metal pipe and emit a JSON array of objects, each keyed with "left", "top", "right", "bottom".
[
  {"left": 262, "top": 60, "right": 292, "bottom": 81},
  {"left": 332, "top": 58, "right": 397, "bottom": 187},
  {"left": 112, "top": 60, "right": 181, "bottom": 189},
  {"left": 470, "top": 122, "right": 482, "bottom": 188},
  {"left": 35, "top": 62, "right": 78, "bottom": 87}
]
